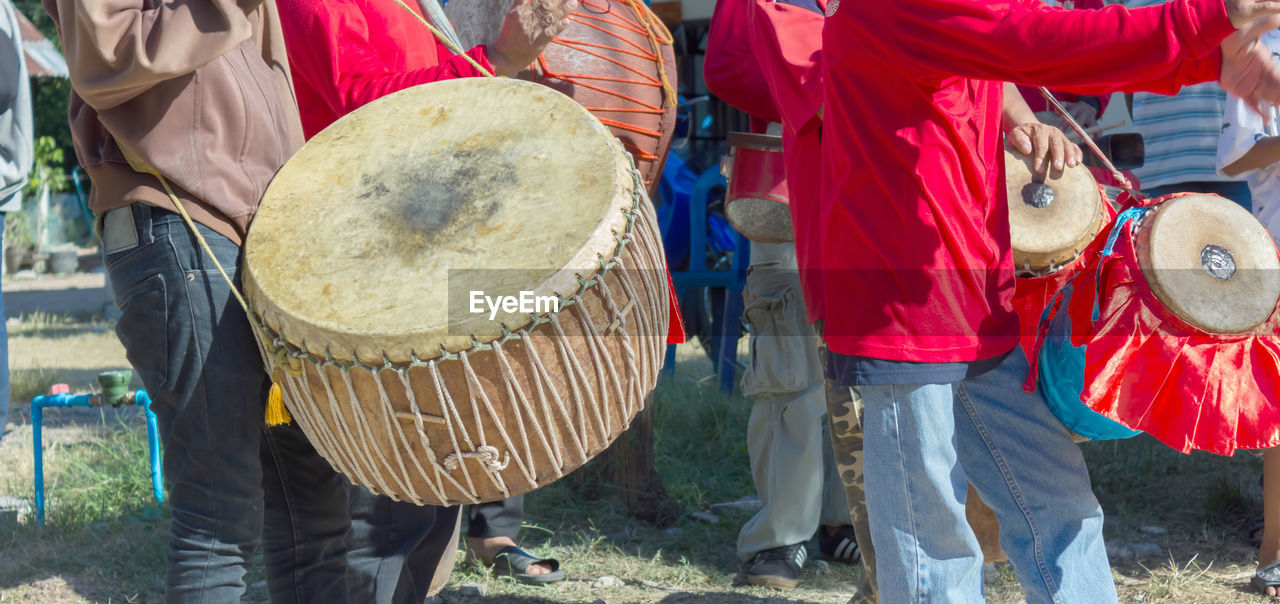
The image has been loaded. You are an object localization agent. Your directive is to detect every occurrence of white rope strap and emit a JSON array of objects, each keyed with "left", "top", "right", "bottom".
[
  {"left": 427, "top": 360, "right": 482, "bottom": 502},
  {"left": 391, "top": 367, "right": 454, "bottom": 504},
  {"left": 318, "top": 365, "right": 383, "bottom": 493},
  {"left": 567, "top": 292, "right": 618, "bottom": 437},
  {"left": 520, "top": 340, "right": 570, "bottom": 471},
  {"left": 371, "top": 367, "right": 424, "bottom": 504},
  {"left": 490, "top": 340, "right": 543, "bottom": 486}
]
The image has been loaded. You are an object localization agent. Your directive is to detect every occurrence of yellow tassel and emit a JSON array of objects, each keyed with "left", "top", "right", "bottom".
[{"left": 265, "top": 379, "right": 292, "bottom": 426}]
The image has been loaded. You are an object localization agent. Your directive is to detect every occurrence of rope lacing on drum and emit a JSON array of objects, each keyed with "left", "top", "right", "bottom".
[
  {"left": 253, "top": 159, "right": 665, "bottom": 505},
  {"left": 393, "top": 0, "right": 676, "bottom": 188}
]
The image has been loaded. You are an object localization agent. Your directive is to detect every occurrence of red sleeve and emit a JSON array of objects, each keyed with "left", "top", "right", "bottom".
[
  {"left": 280, "top": 0, "right": 494, "bottom": 122},
  {"left": 748, "top": 0, "right": 824, "bottom": 136},
  {"left": 858, "top": 0, "right": 1233, "bottom": 96},
  {"left": 705, "top": 0, "right": 782, "bottom": 122}
]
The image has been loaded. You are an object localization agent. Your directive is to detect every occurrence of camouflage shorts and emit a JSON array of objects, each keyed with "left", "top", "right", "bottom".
[{"left": 820, "top": 339, "right": 878, "bottom": 603}]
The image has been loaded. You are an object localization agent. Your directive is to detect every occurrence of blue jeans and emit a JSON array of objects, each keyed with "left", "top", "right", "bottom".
[
  {"left": 104, "top": 203, "right": 350, "bottom": 603},
  {"left": 1143, "top": 181, "right": 1252, "bottom": 212},
  {"left": 857, "top": 349, "right": 1115, "bottom": 603}
]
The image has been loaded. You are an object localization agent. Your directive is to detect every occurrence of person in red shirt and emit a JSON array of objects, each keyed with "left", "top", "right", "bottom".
[
  {"left": 819, "top": 0, "right": 1280, "bottom": 601},
  {"left": 275, "top": 0, "right": 577, "bottom": 599}
]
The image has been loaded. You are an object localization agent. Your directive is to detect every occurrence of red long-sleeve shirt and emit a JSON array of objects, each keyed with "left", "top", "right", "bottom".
[
  {"left": 704, "top": 0, "right": 826, "bottom": 320},
  {"left": 277, "top": 0, "right": 494, "bottom": 138},
  {"left": 704, "top": 0, "right": 781, "bottom": 123},
  {"left": 819, "top": 0, "right": 1233, "bottom": 362}
]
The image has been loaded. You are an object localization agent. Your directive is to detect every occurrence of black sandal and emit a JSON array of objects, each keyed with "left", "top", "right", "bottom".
[{"left": 490, "top": 545, "right": 565, "bottom": 585}]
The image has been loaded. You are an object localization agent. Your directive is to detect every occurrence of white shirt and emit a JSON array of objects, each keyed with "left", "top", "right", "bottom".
[{"left": 1217, "top": 29, "right": 1280, "bottom": 237}]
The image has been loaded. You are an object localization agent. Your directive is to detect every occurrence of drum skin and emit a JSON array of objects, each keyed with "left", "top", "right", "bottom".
[
  {"left": 244, "top": 79, "right": 670, "bottom": 505},
  {"left": 1004, "top": 147, "right": 1107, "bottom": 273},
  {"left": 1135, "top": 194, "right": 1280, "bottom": 334},
  {"left": 445, "top": 0, "right": 677, "bottom": 192},
  {"left": 724, "top": 131, "right": 792, "bottom": 243}
]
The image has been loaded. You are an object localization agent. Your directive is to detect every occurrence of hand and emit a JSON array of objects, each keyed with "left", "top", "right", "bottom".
[
  {"left": 1225, "top": 0, "right": 1280, "bottom": 28},
  {"left": 1059, "top": 101, "right": 1098, "bottom": 128},
  {"left": 1220, "top": 15, "right": 1280, "bottom": 119},
  {"left": 1007, "top": 121, "right": 1084, "bottom": 173},
  {"left": 489, "top": 0, "right": 578, "bottom": 76}
]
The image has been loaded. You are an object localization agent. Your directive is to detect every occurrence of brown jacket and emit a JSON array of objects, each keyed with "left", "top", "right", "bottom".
[{"left": 43, "top": 0, "right": 305, "bottom": 244}]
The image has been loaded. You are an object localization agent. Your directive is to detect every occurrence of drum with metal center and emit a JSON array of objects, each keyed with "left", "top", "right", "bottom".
[
  {"left": 721, "top": 131, "right": 791, "bottom": 243},
  {"left": 1034, "top": 193, "right": 1280, "bottom": 453},
  {"left": 1005, "top": 147, "right": 1110, "bottom": 275},
  {"left": 243, "top": 78, "right": 671, "bottom": 505}
]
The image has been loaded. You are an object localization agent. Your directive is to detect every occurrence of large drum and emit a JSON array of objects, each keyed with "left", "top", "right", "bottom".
[
  {"left": 445, "top": 0, "right": 677, "bottom": 192},
  {"left": 244, "top": 78, "right": 671, "bottom": 505},
  {"left": 721, "top": 131, "right": 792, "bottom": 243},
  {"left": 1035, "top": 193, "right": 1280, "bottom": 454}
]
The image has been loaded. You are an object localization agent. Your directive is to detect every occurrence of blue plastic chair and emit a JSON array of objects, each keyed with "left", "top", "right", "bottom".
[{"left": 661, "top": 164, "right": 750, "bottom": 393}]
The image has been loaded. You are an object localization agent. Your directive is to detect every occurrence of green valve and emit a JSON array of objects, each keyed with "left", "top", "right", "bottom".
[{"left": 97, "top": 370, "right": 133, "bottom": 407}]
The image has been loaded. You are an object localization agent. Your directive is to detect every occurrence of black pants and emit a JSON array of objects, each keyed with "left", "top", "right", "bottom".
[
  {"left": 466, "top": 495, "right": 524, "bottom": 540},
  {"left": 346, "top": 486, "right": 461, "bottom": 604}
]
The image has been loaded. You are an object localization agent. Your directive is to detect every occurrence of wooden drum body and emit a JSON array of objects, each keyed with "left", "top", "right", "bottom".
[
  {"left": 445, "top": 0, "right": 678, "bottom": 191},
  {"left": 243, "top": 79, "right": 670, "bottom": 505},
  {"left": 722, "top": 131, "right": 792, "bottom": 243}
]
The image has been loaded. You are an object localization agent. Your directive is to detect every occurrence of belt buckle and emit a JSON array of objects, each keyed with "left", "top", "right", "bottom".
[{"left": 102, "top": 206, "right": 139, "bottom": 255}]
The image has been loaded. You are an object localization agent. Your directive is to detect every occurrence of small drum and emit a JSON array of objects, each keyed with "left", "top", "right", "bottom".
[
  {"left": 244, "top": 78, "right": 671, "bottom": 505},
  {"left": 1035, "top": 194, "right": 1280, "bottom": 453},
  {"left": 722, "top": 132, "right": 792, "bottom": 243},
  {"left": 1005, "top": 146, "right": 1114, "bottom": 364},
  {"left": 445, "top": 0, "right": 678, "bottom": 191},
  {"left": 1005, "top": 147, "right": 1110, "bottom": 274}
]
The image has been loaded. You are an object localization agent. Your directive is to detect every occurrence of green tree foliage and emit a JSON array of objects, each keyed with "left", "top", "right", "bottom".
[{"left": 12, "top": 0, "right": 75, "bottom": 169}]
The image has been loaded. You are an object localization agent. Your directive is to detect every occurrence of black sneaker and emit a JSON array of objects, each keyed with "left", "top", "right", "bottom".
[
  {"left": 744, "top": 543, "right": 807, "bottom": 589},
  {"left": 819, "top": 525, "right": 861, "bottom": 564}
]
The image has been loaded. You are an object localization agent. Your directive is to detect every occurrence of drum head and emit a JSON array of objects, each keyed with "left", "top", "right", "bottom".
[
  {"left": 1137, "top": 194, "right": 1280, "bottom": 334},
  {"left": 1005, "top": 147, "right": 1105, "bottom": 272},
  {"left": 244, "top": 78, "right": 632, "bottom": 363},
  {"left": 725, "top": 197, "right": 793, "bottom": 243}
]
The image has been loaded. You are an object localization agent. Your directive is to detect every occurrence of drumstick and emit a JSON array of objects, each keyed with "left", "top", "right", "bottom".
[
  {"left": 416, "top": 0, "right": 463, "bottom": 52},
  {"left": 1038, "top": 87, "right": 1140, "bottom": 200}
]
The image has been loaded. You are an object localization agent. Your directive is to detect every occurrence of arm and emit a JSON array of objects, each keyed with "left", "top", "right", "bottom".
[
  {"left": 704, "top": 0, "right": 781, "bottom": 121},
  {"left": 747, "top": 0, "right": 824, "bottom": 135},
  {"left": 1222, "top": 136, "right": 1280, "bottom": 174},
  {"left": 1218, "top": 84, "right": 1280, "bottom": 174},
  {"left": 280, "top": 0, "right": 493, "bottom": 123},
  {"left": 850, "top": 0, "right": 1234, "bottom": 96},
  {"left": 54, "top": 0, "right": 265, "bottom": 109}
]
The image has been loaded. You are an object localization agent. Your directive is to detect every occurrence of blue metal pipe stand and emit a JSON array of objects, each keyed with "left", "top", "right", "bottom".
[{"left": 31, "top": 376, "right": 163, "bottom": 526}]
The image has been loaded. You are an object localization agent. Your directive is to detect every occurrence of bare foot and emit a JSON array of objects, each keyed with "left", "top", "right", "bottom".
[{"left": 466, "top": 536, "right": 552, "bottom": 575}]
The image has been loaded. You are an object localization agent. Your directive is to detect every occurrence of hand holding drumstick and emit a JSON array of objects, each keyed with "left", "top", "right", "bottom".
[{"left": 489, "top": 0, "right": 579, "bottom": 76}]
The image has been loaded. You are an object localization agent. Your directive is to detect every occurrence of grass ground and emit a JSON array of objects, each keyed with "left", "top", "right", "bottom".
[{"left": 0, "top": 312, "right": 1273, "bottom": 603}]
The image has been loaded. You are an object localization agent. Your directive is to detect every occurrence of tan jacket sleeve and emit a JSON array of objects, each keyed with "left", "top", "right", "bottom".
[{"left": 57, "top": 0, "right": 266, "bottom": 110}]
